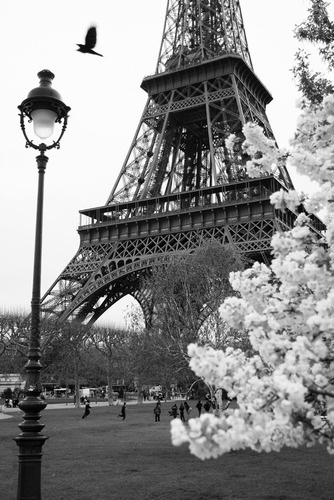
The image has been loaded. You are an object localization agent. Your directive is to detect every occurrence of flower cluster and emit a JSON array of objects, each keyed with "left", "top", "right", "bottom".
[
  {"left": 225, "top": 133, "right": 237, "bottom": 153},
  {"left": 270, "top": 189, "right": 301, "bottom": 212},
  {"left": 171, "top": 94, "right": 334, "bottom": 459},
  {"left": 242, "top": 122, "right": 285, "bottom": 178}
]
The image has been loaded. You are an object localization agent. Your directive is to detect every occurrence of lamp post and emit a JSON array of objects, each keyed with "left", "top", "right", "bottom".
[{"left": 15, "top": 70, "right": 70, "bottom": 500}]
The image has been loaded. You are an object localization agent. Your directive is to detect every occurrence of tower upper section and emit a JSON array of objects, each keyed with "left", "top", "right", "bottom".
[{"left": 156, "top": 0, "right": 252, "bottom": 74}]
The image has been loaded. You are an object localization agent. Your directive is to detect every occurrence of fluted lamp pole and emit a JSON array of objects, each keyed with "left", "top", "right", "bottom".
[{"left": 15, "top": 70, "right": 70, "bottom": 500}]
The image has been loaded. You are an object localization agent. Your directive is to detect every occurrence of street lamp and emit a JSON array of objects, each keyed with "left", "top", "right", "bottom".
[{"left": 15, "top": 70, "right": 70, "bottom": 500}]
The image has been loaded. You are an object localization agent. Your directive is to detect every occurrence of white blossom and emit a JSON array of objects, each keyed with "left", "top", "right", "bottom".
[
  {"left": 242, "top": 122, "right": 284, "bottom": 177},
  {"left": 225, "top": 133, "right": 237, "bottom": 152},
  {"left": 270, "top": 190, "right": 300, "bottom": 212},
  {"left": 172, "top": 94, "right": 334, "bottom": 459}
]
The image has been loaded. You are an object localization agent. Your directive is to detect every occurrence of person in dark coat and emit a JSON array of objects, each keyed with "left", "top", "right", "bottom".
[
  {"left": 196, "top": 400, "right": 203, "bottom": 416},
  {"left": 184, "top": 400, "right": 190, "bottom": 415},
  {"left": 82, "top": 400, "right": 91, "bottom": 418},
  {"left": 153, "top": 402, "right": 161, "bottom": 422},
  {"left": 170, "top": 403, "right": 178, "bottom": 418},
  {"left": 179, "top": 402, "right": 185, "bottom": 422},
  {"left": 204, "top": 399, "right": 211, "bottom": 412},
  {"left": 118, "top": 402, "right": 126, "bottom": 420}
]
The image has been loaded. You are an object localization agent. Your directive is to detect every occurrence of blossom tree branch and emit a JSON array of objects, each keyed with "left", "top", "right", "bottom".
[{"left": 171, "top": 95, "right": 334, "bottom": 459}]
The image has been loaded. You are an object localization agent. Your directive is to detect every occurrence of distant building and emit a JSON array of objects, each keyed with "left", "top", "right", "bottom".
[{"left": 0, "top": 373, "right": 25, "bottom": 394}]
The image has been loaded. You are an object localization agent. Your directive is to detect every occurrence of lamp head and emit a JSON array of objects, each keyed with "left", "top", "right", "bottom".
[{"left": 19, "top": 70, "right": 70, "bottom": 148}]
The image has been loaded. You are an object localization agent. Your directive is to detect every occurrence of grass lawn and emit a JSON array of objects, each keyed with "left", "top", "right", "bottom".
[{"left": 1, "top": 400, "right": 334, "bottom": 499}]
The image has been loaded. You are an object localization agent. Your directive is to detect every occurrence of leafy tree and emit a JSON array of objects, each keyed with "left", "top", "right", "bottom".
[
  {"left": 293, "top": 0, "right": 334, "bottom": 104},
  {"left": 2, "top": 387, "right": 13, "bottom": 399}
]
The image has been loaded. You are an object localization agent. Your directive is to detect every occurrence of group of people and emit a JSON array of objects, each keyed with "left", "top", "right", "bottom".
[
  {"left": 156, "top": 397, "right": 218, "bottom": 422},
  {"left": 141, "top": 389, "right": 163, "bottom": 401},
  {"left": 81, "top": 395, "right": 217, "bottom": 421},
  {"left": 167, "top": 400, "right": 191, "bottom": 421},
  {"left": 4, "top": 397, "right": 19, "bottom": 408},
  {"left": 82, "top": 397, "right": 127, "bottom": 420},
  {"left": 195, "top": 397, "right": 214, "bottom": 416}
]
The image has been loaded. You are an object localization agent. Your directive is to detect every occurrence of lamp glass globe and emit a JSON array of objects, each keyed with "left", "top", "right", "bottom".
[{"left": 31, "top": 109, "right": 57, "bottom": 140}]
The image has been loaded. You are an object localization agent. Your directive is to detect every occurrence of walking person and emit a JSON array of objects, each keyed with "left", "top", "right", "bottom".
[
  {"left": 169, "top": 403, "right": 178, "bottom": 418},
  {"left": 196, "top": 399, "right": 203, "bottom": 417},
  {"left": 204, "top": 399, "right": 211, "bottom": 412},
  {"left": 118, "top": 402, "right": 126, "bottom": 420},
  {"left": 179, "top": 402, "right": 185, "bottom": 422},
  {"left": 82, "top": 400, "right": 91, "bottom": 419},
  {"left": 153, "top": 402, "right": 161, "bottom": 422},
  {"left": 184, "top": 400, "right": 191, "bottom": 416}
]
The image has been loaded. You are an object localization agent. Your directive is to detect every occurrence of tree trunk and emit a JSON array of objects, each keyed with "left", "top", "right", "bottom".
[
  {"left": 107, "top": 357, "right": 113, "bottom": 406},
  {"left": 65, "top": 377, "right": 69, "bottom": 406},
  {"left": 74, "top": 357, "right": 80, "bottom": 409},
  {"left": 164, "top": 380, "right": 171, "bottom": 402},
  {"left": 216, "top": 389, "right": 223, "bottom": 417},
  {"left": 137, "top": 379, "right": 143, "bottom": 404}
]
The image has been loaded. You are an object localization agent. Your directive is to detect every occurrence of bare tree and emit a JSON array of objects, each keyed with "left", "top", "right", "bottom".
[
  {"left": 45, "top": 321, "right": 91, "bottom": 407},
  {"left": 89, "top": 325, "right": 128, "bottom": 405},
  {"left": 126, "top": 241, "right": 244, "bottom": 396},
  {"left": 0, "top": 310, "right": 30, "bottom": 374},
  {"left": 198, "top": 310, "right": 253, "bottom": 354},
  {"left": 144, "top": 241, "right": 243, "bottom": 354}
]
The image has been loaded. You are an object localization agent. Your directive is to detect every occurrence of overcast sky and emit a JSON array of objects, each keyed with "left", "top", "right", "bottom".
[{"left": 0, "top": 0, "right": 331, "bottom": 325}]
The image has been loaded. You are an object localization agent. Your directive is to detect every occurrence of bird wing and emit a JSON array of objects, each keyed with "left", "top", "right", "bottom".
[{"left": 85, "top": 26, "right": 97, "bottom": 49}]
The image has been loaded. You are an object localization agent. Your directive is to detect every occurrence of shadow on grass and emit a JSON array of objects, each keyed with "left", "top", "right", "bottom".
[{"left": 1, "top": 401, "right": 333, "bottom": 499}]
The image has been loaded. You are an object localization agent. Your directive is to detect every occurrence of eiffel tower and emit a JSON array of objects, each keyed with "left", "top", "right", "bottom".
[{"left": 41, "top": 0, "right": 324, "bottom": 325}]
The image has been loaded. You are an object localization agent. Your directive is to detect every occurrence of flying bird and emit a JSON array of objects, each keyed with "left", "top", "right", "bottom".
[{"left": 77, "top": 26, "right": 103, "bottom": 57}]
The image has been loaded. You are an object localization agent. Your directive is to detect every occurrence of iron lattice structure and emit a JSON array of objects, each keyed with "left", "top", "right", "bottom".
[{"left": 41, "top": 0, "right": 324, "bottom": 324}]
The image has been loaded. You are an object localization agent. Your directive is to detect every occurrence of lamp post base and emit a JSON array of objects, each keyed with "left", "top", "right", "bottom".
[{"left": 15, "top": 396, "right": 48, "bottom": 500}]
